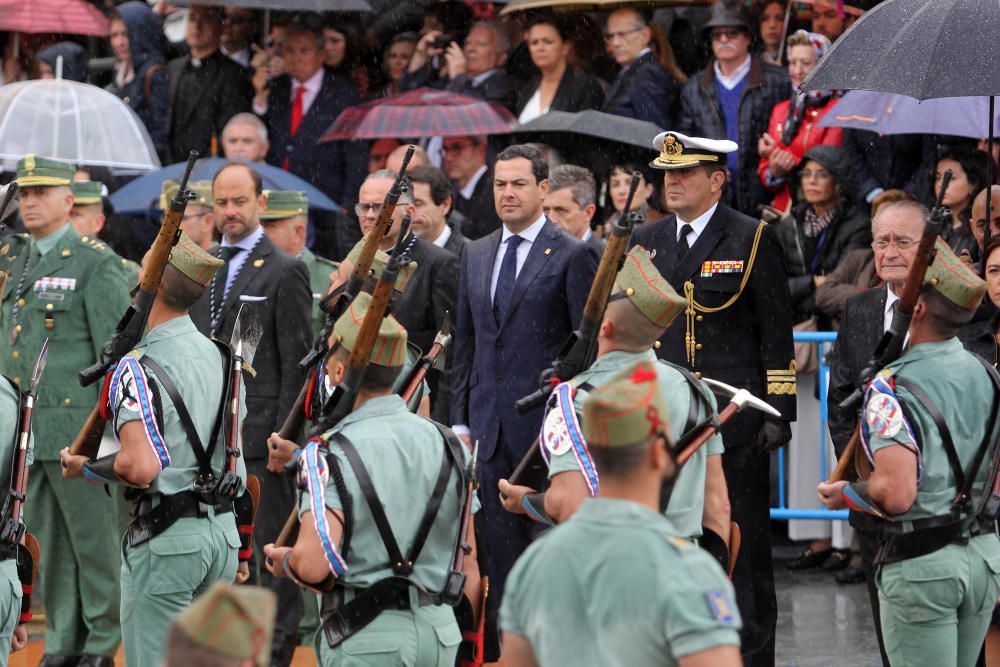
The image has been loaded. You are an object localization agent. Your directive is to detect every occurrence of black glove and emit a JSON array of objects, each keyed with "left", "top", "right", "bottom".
[{"left": 754, "top": 419, "right": 792, "bottom": 453}]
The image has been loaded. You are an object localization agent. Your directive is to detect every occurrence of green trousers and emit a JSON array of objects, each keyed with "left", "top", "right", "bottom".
[
  {"left": 0, "top": 560, "right": 21, "bottom": 667},
  {"left": 878, "top": 533, "right": 1000, "bottom": 667},
  {"left": 25, "top": 461, "right": 121, "bottom": 657},
  {"left": 121, "top": 510, "right": 239, "bottom": 667},
  {"left": 315, "top": 603, "right": 461, "bottom": 666}
]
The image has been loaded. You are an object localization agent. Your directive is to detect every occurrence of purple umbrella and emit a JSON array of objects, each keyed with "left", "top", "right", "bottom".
[{"left": 819, "top": 91, "right": 1000, "bottom": 139}]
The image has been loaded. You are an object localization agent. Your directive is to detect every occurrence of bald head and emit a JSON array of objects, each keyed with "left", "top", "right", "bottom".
[
  {"left": 972, "top": 185, "right": 1000, "bottom": 251},
  {"left": 386, "top": 145, "right": 428, "bottom": 174}
]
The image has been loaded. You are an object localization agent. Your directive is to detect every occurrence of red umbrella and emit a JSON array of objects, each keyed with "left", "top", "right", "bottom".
[
  {"left": 320, "top": 87, "right": 517, "bottom": 141},
  {"left": 0, "top": 0, "right": 110, "bottom": 37}
]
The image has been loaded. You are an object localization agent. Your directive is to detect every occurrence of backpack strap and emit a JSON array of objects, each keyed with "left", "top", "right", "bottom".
[{"left": 143, "top": 63, "right": 165, "bottom": 110}]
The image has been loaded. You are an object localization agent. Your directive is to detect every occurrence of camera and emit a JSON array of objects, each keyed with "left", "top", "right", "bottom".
[{"left": 431, "top": 35, "right": 453, "bottom": 50}]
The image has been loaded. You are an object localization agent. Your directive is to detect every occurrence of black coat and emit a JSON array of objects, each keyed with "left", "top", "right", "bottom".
[
  {"left": 515, "top": 67, "right": 605, "bottom": 117},
  {"left": 401, "top": 66, "right": 519, "bottom": 112},
  {"left": 602, "top": 51, "right": 679, "bottom": 127},
  {"left": 842, "top": 129, "right": 934, "bottom": 205},
  {"left": 453, "top": 171, "right": 501, "bottom": 241},
  {"left": 443, "top": 223, "right": 468, "bottom": 257},
  {"left": 959, "top": 313, "right": 1000, "bottom": 367},
  {"left": 166, "top": 50, "right": 253, "bottom": 163},
  {"left": 630, "top": 203, "right": 797, "bottom": 447},
  {"left": 189, "top": 233, "right": 312, "bottom": 459}
]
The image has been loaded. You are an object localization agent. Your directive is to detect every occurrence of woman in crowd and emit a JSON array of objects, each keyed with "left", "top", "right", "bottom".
[
  {"left": 515, "top": 14, "right": 604, "bottom": 124},
  {"left": 758, "top": 30, "right": 841, "bottom": 212},
  {"left": 601, "top": 162, "right": 664, "bottom": 232},
  {"left": 374, "top": 32, "right": 418, "bottom": 98},
  {"left": 936, "top": 147, "right": 990, "bottom": 259},
  {"left": 35, "top": 42, "right": 88, "bottom": 82},
  {"left": 753, "top": 0, "right": 788, "bottom": 66},
  {"left": 105, "top": 2, "right": 169, "bottom": 161},
  {"left": 324, "top": 20, "right": 369, "bottom": 97}
]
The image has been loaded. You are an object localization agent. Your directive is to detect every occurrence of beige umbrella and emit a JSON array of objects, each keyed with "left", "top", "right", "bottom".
[{"left": 500, "top": 0, "right": 710, "bottom": 15}]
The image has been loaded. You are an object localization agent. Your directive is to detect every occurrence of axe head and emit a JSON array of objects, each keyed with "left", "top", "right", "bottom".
[{"left": 701, "top": 377, "right": 781, "bottom": 418}]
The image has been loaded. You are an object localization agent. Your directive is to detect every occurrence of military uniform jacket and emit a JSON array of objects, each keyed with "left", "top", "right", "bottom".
[
  {"left": 501, "top": 498, "right": 740, "bottom": 666},
  {"left": 0, "top": 226, "right": 132, "bottom": 460},
  {"left": 109, "top": 315, "right": 247, "bottom": 498},
  {"left": 630, "top": 204, "right": 796, "bottom": 447},
  {"left": 543, "top": 350, "right": 724, "bottom": 539},
  {"left": 300, "top": 248, "right": 336, "bottom": 339}
]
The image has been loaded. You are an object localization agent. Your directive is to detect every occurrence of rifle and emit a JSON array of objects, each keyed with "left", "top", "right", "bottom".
[
  {"left": 278, "top": 146, "right": 416, "bottom": 440},
  {"left": 400, "top": 312, "right": 452, "bottom": 405},
  {"left": 508, "top": 173, "right": 643, "bottom": 487},
  {"left": 442, "top": 441, "right": 478, "bottom": 605},
  {"left": 828, "top": 169, "right": 954, "bottom": 483},
  {"left": 0, "top": 340, "right": 48, "bottom": 547},
  {"left": 69, "top": 151, "right": 200, "bottom": 459},
  {"left": 274, "top": 216, "right": 416, "bottom": 549}
]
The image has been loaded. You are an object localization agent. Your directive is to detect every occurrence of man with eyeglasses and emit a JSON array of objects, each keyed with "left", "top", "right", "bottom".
[
  {"left": 443, "top": 135, "right": 501, "bottom": 240},
  {"left": 825, "top": 199, "right": 928, "bottom": 667},
  {"left": 601, "top": 8, "right": 679, "bottom": 127},
  {"left": 677, "top": 1, "right": 789, "bottom": 217},
  {"left": 221, "top": 7, "right": 257, "bottom": 68}
]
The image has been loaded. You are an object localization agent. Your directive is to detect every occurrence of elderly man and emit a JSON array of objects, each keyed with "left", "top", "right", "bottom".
[
  {"left": 543, "top": 165, "right": 601, "bottom": 250},
  {"left": 221, "top": 112, "right": 270, "bottom": 162},
  {"left": 825, "top": 200, "right": 927, "bottom": 667},
  {"left": 972, "top": 185, "right": 1000, "bottom": 254},
  {"left": 602, "top": 8, "right": 679, "bottom": 127}
]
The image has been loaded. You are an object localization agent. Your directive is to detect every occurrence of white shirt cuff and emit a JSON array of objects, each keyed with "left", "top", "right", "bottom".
[{"left": 452, "top": 425, "right": 471, "bottom": 437}]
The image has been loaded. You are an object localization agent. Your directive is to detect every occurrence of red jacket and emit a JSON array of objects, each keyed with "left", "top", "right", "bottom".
[{"left": 759, "top": 97, "right": 843, "bottom": 211}]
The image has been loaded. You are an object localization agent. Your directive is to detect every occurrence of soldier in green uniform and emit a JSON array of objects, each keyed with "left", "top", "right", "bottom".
[
  {"left": 500, "top": 360, "right": 742, "bottom": 666},
  {"left": 0, "top": 154, "right": 132, "bottom": 667},
  {"left": 498, "top": 247, "right": 731, "bottom": 552},
  {"left": 160, "top": 179, "right": 217, "bottom": 252},
  {"left": 60, "top": 234, "right": 251, "bottom": 667},
  {"left": 263, "top": 292, "right": 481, "bottom": 667},
  {"left": 258, "top": 190, "right": 336, "bottom": 338},
  {"left": 819, "top": 240, "right": 1000, "bottom": 667},
  {"left": 70, "top": 180, "right": 140, "bottom": 305}
]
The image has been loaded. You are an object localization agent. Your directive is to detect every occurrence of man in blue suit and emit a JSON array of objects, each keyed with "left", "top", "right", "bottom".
[
  {"left": 450, "top": 144, "right": 599, "bottom": 654},
  {"left": 254, "top": 15, "right": 368, "bottom": 259}
]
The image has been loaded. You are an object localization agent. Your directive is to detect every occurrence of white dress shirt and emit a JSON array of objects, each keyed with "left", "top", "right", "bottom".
[
  {"left": 253, "top": 67, "right": 324, "bottom": 116},
  {"left": 676, "top": 202, "right": 720, "bottom": 247},
  {"left": 490, "top": 215, "right": 547, "bottom": 302},
  {"left": 220, "top": 225, "right": 264, "bottom": 296},
  {"left": 883, "top": 285, "right": 911, "bottom": 346},
  {"left": 460, "top": 164, "right": 489, "bottom": 200},
  {"left": 713, "top": 54, "right": 752, "bottom": 90},
  {"left": 431, "top": 224, "right": 452, "bottom": 248}
]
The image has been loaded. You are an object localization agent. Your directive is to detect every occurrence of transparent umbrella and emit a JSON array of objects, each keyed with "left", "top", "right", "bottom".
[{"left": 0, "top": 79, "right": 160, "bottom": 175}]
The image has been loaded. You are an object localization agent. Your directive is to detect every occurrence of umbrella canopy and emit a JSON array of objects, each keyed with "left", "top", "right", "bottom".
[
  {"left": 0, "top": 0, "right": 109, "bottom": 36},
  {"left": 110, "top": 157, "right": 340, "bottom": 215},
  {"left": 500, "top": 0, "right": 709, "bottom": 14},
  {"left": 321, "top": 88, "right": 517, "bottom": 141},
  {"left": 819, "top": 91, "right": 1000, "bottom": 139},
  {"left": 0, "top": 79, "right": 159, "bottom": 174},
  {"left": 802, "top": 0, "right": 1000, "bottom": 99},
  {"left": 172, "top": 0, "right": 372, "bottom": 10}
]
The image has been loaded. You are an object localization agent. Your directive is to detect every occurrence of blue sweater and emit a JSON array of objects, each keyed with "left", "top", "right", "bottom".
[{"left": 715, "top": 77, "right": 747, "bottom": 193}]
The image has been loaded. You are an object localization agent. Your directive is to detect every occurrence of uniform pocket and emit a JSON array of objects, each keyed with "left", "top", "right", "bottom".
[
  {"left": 886, "top": 554, "right": 964, "bottom": 623},
  {"left": 148, "top": 533, "right": 207, "bottom": 595},
  {"left": 339, "top": 633, "right": 403, "bottom": 664}
]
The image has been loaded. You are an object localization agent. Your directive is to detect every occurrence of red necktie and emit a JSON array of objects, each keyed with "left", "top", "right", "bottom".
[{"left": 284, "top": 85, "right": 305, "bottom": 170}]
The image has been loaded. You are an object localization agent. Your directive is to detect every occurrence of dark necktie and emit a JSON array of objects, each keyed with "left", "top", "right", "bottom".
[
  {"left": 677, "top": 223, "right": 694, "bottom": 259},
  {"left": 212, "top": 246, "right": 241, "bottom": 316},
  {"left": 493, "top": 235, "right": 523, "bottom": 324}
]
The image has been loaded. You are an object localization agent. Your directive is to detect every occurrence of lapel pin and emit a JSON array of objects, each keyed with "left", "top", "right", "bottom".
[
  {"left": 253, "top": 259, "right": 264, "bottom": 268},
  {"left": 648, "top": 249, "right": 657, "bottom": 259},
  {"left": 61, "top": 249, "right": 71, "bottom": 257},
  {"left": 0, "top": 244, "right": 7, "bottom": 256},
  {"left": 544, "top": 247, "right": 552, "bottom": 255}
]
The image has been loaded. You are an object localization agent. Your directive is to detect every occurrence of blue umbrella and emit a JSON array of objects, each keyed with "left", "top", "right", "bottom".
[
  {"left": 818, "top": 91, "right": 1000, "bottom": 139},
  {"left": 110, "top": 157, "right": 340, "bottom": 214}
]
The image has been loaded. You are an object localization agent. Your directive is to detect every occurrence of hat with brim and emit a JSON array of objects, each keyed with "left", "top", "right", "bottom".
[
  {"left": 16, "top": 154, "right": 74, "bottom": 187},
  {"left": 650, "top": 131, "right": 738, "bottom": 171},
  {"left": 924, "top": 238, "right": 987, "bottom": 311},
  {"left": 169, "top": 582, "right": 276, "bottom": 667},
  {"left": 611, "top": 246, "right": 686, "bottom": 328},
  {"left": 582, "top": 360, "right": 670, "bottom": 448},
  {"left": 702, "top": 1, "right": 752, "bottom": 33},
  {"left": 159, "top": 179, "right": 214, "bottom": 210},
  {"left": 332, "top": 291, "right": 408, "bottom": 367},
  {"left": 261, "top": 190, "right": 309, "bottom": 221},
  {"left": 168, "top": 232, "right": 225, "bottom": 286},
  {"left": 71, "top": 180, "right": 105, "bottom": 206}
]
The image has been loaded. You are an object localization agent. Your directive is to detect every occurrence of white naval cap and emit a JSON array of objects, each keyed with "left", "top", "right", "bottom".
[{"left": 650, "top": 131, "right": 738, "bottom": 170}]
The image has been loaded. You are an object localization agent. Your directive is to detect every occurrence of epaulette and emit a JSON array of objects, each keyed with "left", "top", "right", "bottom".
[
  {"left": 78, "top": 235, "right": 110, "bottom": 253},
  {"left": 0, "top": 233, "right": 28, "bottom": 255}
]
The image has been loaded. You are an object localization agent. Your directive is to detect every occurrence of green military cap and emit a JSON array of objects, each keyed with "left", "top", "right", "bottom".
[
  {"left": 333, "top": 291, "right": 408, "bottom": 367},
  {"left": 346, "top": 237, "right": 418, "bottom": 294},
  {"left": 16, "top": 154, "right": 74, "bottom": 187},
  {"left": 159, "top": 179, "right": 214, "bottom": 210},
  {"left": 71, "top": 180, "right": 105, "bottom": 206},
  {"left": 167, "top": 582, "right": 276, "bottom": 666},
  {"left": 168, "top": 231, "right": 225, "bottom": 286},
  {"left": 613, "top": 245, "right": 686, "bottom": 328},
  {"left": 582, "top": 360, "right": 671, "bottom": 448},
  {"left": 261, "top": 190, "right": 309, "bottom": 220},
  {"left": 924, "top": 237, "right": 987, "bottom": 310}
]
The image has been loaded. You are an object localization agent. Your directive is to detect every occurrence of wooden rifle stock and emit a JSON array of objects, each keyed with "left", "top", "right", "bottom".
[
  {"left": 277, "top": 382, "right": 310, "bottom": 441},
  {"left": 400, "top": 315, "right": 452, "bottom": 405},
  {"left": 68, "top": 404, "right": 107, "bottom": 460}
]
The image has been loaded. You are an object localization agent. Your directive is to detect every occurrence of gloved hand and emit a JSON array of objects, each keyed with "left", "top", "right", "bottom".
[{"left": 754, "top": 419, "right": 792, "bottom": 453}]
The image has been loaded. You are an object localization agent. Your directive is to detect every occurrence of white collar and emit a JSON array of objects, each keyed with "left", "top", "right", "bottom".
[
  {"left": 470, "top": 68, "right": 500, "bottom": 86},
  {"left": 431, "top": 224, "right": 452, "bottom": 248},
  {"left": 502, "top": 214, "right": 547, "bottom": 244},
  {"left": 713, "top": 54, "right": 752, "bottom": 90},
  {"left": 623, "top": 47, "right": 652, "bottom": 69},
  {"left": 294, "top": 67, "right": 325, "bottom": 94},
  {"left": 460, "top": 164, "right": 489, "bottom": 200},
  {"left": 677, "top": 202, "right": 719, "bottom": 237},
  {"left": 221, "top": 224, "right": 264, "bottom": 252},
  {"left": 885, "top": 285, "right": 900, "bottom": 314}
]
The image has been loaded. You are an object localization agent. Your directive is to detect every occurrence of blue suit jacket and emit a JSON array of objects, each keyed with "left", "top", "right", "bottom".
[
  {"left": 602, "top": 51, "right": 680, "bottom": 128},
  {"left": 450, "top": 219, "right": 599, "bottom": 460}
]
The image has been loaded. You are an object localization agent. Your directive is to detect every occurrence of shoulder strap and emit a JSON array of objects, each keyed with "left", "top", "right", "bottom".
[
  {"left": 657, "top": 359, "right": 716, "bottom": 449},
  {"left": 144, "top": 64, "right": 165, "bottom": 110},
  {"left": 210, "top": 340, "right": 233, "bottom": 458}
]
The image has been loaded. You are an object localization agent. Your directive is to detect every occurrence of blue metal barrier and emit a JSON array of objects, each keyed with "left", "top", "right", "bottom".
[{"left": 769, "top": 331, "right": 849, "bottom": 521}]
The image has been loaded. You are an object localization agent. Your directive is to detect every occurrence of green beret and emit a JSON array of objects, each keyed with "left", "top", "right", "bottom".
[
  {"left": 615, "top": 246, "right": 686, "bottom": 328},
  {"left": 346, "top": 237, "right": 417, "bottom": 294},
  {"left": 71, "top": 180, "right": 105, "bottom": 206},
  {"left": 924, "top": 237, "right": 986, "bottom": 310},
  {"left": 16, "top": 154, "right": 74, "bottom": 187},
  {"left": 333, "top": 292, "right": 408, "bottom": 367},
  {"left": 159, "top": 179, "right": 214, "bottom": 210},
  {"left": 582, "top": 360, "right": 670, "bottom": 448},
  {"left": 261, "top": 190, "right": 309, "bottom": 220},
  {"left": 168, "top": 232, "right": 225, "bottom": 286},
  {"left": 168, "top": 582, "right": 276, "bottom": 666}
]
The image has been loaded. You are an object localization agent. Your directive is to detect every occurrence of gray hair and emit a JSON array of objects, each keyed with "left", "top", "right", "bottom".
[
  {"left": 223, "top": 112, "right": 268, "bottom": 144},
  {"left": 871, "top": 200, "right": 928, "bottom": 235},
  {"left": 470, "top": 20, "right": 509, "bottom": 56},
  {"left": 548, "top": 165, "right": 596, "bottom": 208},
  {"left": 365, "top": 169, "right": 414, "bottom": 205}
]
